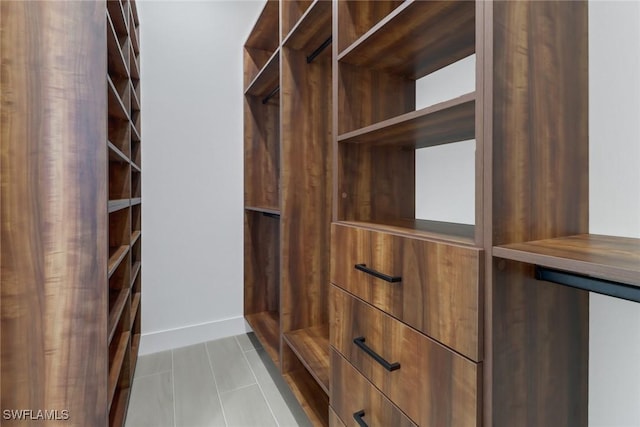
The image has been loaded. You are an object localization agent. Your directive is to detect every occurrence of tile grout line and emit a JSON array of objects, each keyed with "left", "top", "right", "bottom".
[
  {"left": 133, "top": 369, "right": 173, "bottom": 380},
  {"left": 204, "top": 342, "right": 229, "bottom": 427},
  {"left": 238, "top": 339, "right": 281, "bottom": 427},
  {"left": 171, "top": 350, "right": 177, "bottom": 427}
]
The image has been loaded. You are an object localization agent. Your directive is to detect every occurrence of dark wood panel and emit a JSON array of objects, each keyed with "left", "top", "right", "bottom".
[
  {"left": 108, "top": 245, "right": 130, "bottom": 278},
  {"left": 330, "top": 349, "right": 417, "bottom": 427},
  {"left": 244, "top": 211, "right": 280, "bottom": 315},
  {"left": 339, "top": 1, "right": 475, "bottom": 79},
  {"left": 337, "top": 62, "right": 414, "bottom": 134},
  {"left": 107, "top": 10, "right": 129, "bottom": 78},
  {"left": 282, "top": 0, "right": 314, "bottom": 41},
  {"left": 0, "top": 2, "right": 108, "bottom": 425},
  {"left": 244, "top": 95, "right": 280, "bottom": 209},
  {"left": 337, "top": 142, "right": 415, "bottom": 223},
  {"left": 245, "top": 49, "right": 279, "bottom": 97},
  {"left": 283, "top": 0, "right": 332, "bottom": 57},
  {"left": 282, "top": 350, "right": 330, "bottom": 427},
  {"left": 330, "top": 286, "right": 480, "bottom": 427},
  {"left": 328, "top": 408, "right": 346, "bottom": 427},
  {"left": 246, "top": 311, "right": 280, "bottom": 366},
  {"left": 331, "top": 223, "right": 482, "bottom": 360},
  {"left": 338, "top": 93, "right": 475, "bottom": 149},
  {"left": 487, "top": 1, "right": 590, "bottom": 426},
  {"left": 244, "top": 47, "right": 276, "bottom": 90},
  {"left": 283, "top": 324, "right": 330, "bottom": 395},
  {"left": 280, "top": 47, "right": 332, "bottom": 333},
  {"left": 494, "top": 234, "right": 640, "bottom": 286},
  {"left": 245, "top": 0, "right": 279, "bottom": 51},
  {"left": 337, "top": 1, "right": 404, "bottom": 53}
]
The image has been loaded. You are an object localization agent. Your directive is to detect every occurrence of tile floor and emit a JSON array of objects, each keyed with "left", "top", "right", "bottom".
[{"left": 125, "top": 333, "right": 311, "bottom": 427}]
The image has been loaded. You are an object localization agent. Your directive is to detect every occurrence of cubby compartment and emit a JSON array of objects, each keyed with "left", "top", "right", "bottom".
[
  {"left": 109, "top": 254, "right": 131, "bottom": 343},
  {"left": 131, "top": 169, "right": 141, "bottom": 199},
  {"left": 109, "top": 161, "right": 131, "bottom": 202},
  {"left": 336, "top": 0, "right": 404, "bottom": 53},
  {"left": 107, "top": 0, "right": 128, "bottom": 36},
  {"left": 244, "top": 95, "right": 280, "bottom": 211},
  {"left": 243, "top": 0, "right": 279, "bottom": 88},
  {"left": 108, "top": 308, "right": 131, "bottom": 409},
  {"left": 281, "top": 1, "right": 313, "bottom": 39},
  {"left": 107, "top": 10, "right": 129, "bottom": 78},
  {"left": 244, "top": 209, "right": 280, "bottom": 365}
]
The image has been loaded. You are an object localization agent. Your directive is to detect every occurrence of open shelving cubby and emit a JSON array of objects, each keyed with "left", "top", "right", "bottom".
[{"left": 336, "top": 0, "right": 479, "bottom": 246}]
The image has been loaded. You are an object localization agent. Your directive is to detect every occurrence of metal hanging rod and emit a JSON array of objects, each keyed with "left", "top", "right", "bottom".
[
  {"left": 535, "top": 266, "right": 640, "bottom": 303},
  {"left": 262, "top": 86, "right": 280, "bottom": 104},
  {"left": 306, "top": 36, "right": 332, "bottom": 64},
  {"left": 262, "top": 212, "right": 280, "bottom": 219}
]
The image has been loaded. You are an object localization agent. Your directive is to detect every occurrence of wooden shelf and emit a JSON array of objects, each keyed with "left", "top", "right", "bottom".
[
  {"left": 131, "top": 261, "right": 142, "bottom": 286},
  {"left": 108, "top": 288, "right": 130, "bottom": 344},
  {"left": 131, "top": 230, "right": 141, "bottom": 245},
  {"left": 108, "top": 331, "right": 130, "bottom": 409},
  {"left": 245, "top": 0, "right": 279, "bottom": 52},
  {"left": 282, "top": 0, "right": 332, "bottom": 54},
  {"left": 131, "top": 197, "right": 141, "bottom": 206},
  {"left": 108, "top": 245, "right": 130, "bottom": 278},
  {"left": 130, "top": 0, "right": 140, "bottom": 26},
  {"left": 108, "top": 76, "right": 129, "bottom": 121},
  {"left": 129, "top": 49, "right": 140, "bottom": 80},
  {"left": 130, "top": 161, "right": 141, "bottom": 173},
  {"left": 131, "top": 123, "right": 141, "bottom": 142},
  {"left": 283, "top": 324, "right": 329, "bottom": 395},
  {"left": 337, "top": 219, "right": 476, "bottom": 246},
  {"left": 338, "top": 92, "right": 475, "bottom": 148},
  {"left": 338, "top": 0, "right": 475, "bottom": 79},
  {"left": 131, "top": 83, "right": 140, "bottom": 113},
  {"left": 107, "top": 1, "right": 128, "bottom": 36},
  {"left": 245, "top": 49, "right": 279, "bottom": 97},
  {"left": 129, "top": 9, "right": 140, "bottom": 55},
  {"left": 245, "top": 206, "right": 281, "bottom": 216},
  {"left": 109, "top": 141, "right": 130, "bottom": 164},
  {"left": 130, "top": 293, "right": 141, "bottom": 329},
  {"left": 108, "top": 199, "right": 129, "bottom": 213},
  {"left": 131, "top": 334, "right": 141, "bottom": 376},
  {"left": 493, "top": 234, "right": 640, "bottom": 287},
  {"left": 107, "top": 12, "right": 129, "bottom": 78},
  {"left": 245, "top": 311, "right": 280, "bottom": 365},
  {"left": 108, "top": 387, "right": 130, "bottom": 427},
  {"left": 282, "top": 369, "right": 329, "bottom": 427}
]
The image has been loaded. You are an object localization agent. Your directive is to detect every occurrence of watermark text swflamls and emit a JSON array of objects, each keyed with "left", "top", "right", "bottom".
[{"left": 2, "top": 409, "right": 70, "bottom": 421}]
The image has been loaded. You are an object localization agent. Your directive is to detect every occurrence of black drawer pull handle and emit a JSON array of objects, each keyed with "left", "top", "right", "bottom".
[
  {"left": 353, "top": 410, "right": 368, "bottom": 427},
  {"left": 353, "top": 336, "right": 400, "bottom": 371},
  {"left": 354, "top": 264, "right": 401, "bottom": 283}
]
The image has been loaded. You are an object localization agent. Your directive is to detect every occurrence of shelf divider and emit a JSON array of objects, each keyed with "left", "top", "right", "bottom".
[
  {"left": 245, "top": 311, "right": 280, "bottom": 365},
  {"left": 282, "top": 324, "right": 329, "bottom": 395}
]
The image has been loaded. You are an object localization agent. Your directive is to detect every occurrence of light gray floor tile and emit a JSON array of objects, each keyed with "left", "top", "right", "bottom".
[
  {"left": 235, "top": 332, "right": 262, "bottom": 352},
  {"left": 134, "top": 349, "right": 172, "bottom": 378},
  {"left": 173, "top": 343, "right": 226, "bottom": 427},
  {"left": 206, "top": 337, "right": 256, "bottom": 393},
  {"left": 245, "top": 349, "right": 311, "bottom": 427},
  {"left": 220, "top": 384, "right": 277, "bottom": 427},
  {"left": 125, "top": 371, "right": 174, "bottom": 427}
]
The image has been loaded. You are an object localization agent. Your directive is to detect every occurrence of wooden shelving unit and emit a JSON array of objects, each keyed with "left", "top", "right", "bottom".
[
  {"left": 244, "top": 1, "right": 332, "bottom": 424},
  {"left": 107, "top": 0, "right": 142, "bottom": 424}
]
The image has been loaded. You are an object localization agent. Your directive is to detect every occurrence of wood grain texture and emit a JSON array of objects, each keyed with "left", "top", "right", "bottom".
[
  {"left": 281, "top": 347, "right": 330, "bottom": 427},
  {"left": 337, "top": 62, "right": 414, "bottom": 134},
  {"left": 244, "top": 95, "right": 280, "bottom": 209},
  {"left": 337, "top": 219, "right": 475, "bottom": 245},
  {"left": 282, "top": 0, "right": 332, "bottom": 55},
  {"left": 244, "top": 211, "right": 280, "bottom": 316},
  {"left": 330, "top": 350, "right": 417, "bottom": 427},
  {"left": 282, "top": 0, "right": 314, "bottom": 41},
  {"left": 338, "top": 93, "right": 475, "bottom": 148},
  {"left": 1, "top": 2, "right": 108, "bottom": 425},
  {"left": 280, "top": 47, "right": 332, "bottom": 333},
  {"left": 337, "top": 142, "right": 415, "bottom": 224},
  {"left": 245, "top": 49, "right": 280, "bottom": 97},
  {"left": 339, "top": 0, "right": 475, "bottom": 79},
  {"left": 107, "top": 10, "right": 129, "bottom": 78},
  {"left": 283, "top": 325, "right": 330, "bottom": 395},
  {"left": 245, "top": 311, "right": 281, "bottom": 366},
  {"left": 331, "top": 223, "right": 482, "bottom": 361},
  {"left": 337, "top": 0, "right": 404, "bottom": 53},
  {"left": 245, "top": 0, "right": 279, "bottom": 51},
  {"left": 330, "top": 286, "right": 480, "bottom": 427},
  {"left": 487, "top": 1, "right": 589, "bottom": 426},
  {"left": 328, "top": 408, "right": 346, "bottom": 427},
  {"left": 493, "top": 234, "right": 640, "bottom": 287}
]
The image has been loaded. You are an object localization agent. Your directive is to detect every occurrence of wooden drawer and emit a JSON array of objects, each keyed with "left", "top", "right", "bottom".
[
  {"left": 330, "top": 223, "right": 482, "bottom": 360},
  {"left": 330, "top": 349, "right": 417, "bottom": 427},
  {"left": 330, "top": 285, "right": 480, "bottom": 427}
]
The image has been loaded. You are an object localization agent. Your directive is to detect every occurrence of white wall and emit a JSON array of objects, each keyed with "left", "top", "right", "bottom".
[
  {"left": 138, "top": 0, "right": 264, "bottom": 354},
  {"left": 589, "top": 2, "right": 640, "bottom": 426}
]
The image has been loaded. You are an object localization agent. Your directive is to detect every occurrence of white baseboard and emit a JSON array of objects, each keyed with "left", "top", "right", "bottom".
[{"left": 138, "top": 316, "right": 251, "bottom": 355}]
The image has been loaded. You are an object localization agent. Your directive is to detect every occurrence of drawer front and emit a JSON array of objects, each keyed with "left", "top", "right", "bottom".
[
  {"left": 331, "top": 223, "right": 482, "bottom": 360},
  {"left": 330, "top": 349, "right": 417, "bottom": 427},
  {"left": 330, "top": 285, "right": 480, "bottom": 427}
]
